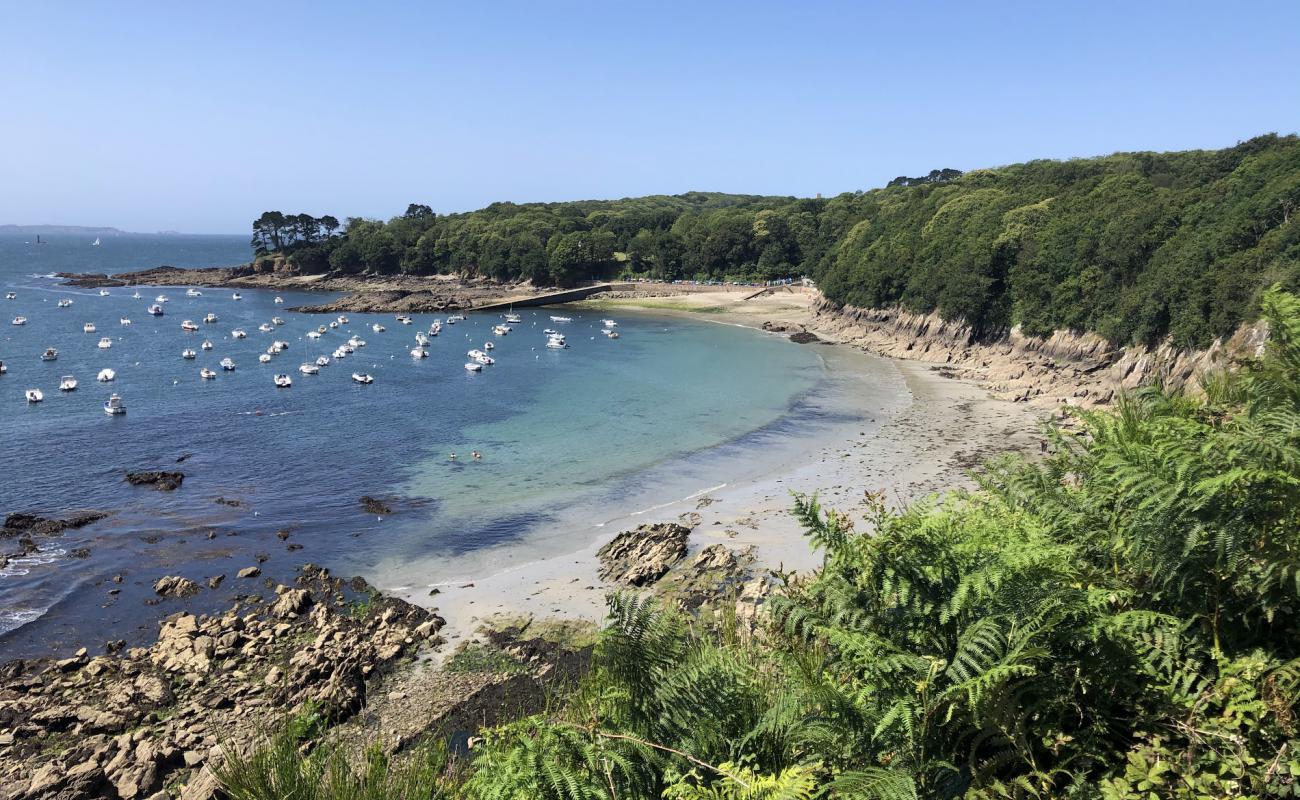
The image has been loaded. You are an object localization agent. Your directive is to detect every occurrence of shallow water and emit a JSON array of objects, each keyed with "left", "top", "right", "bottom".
[{"left": 0, "top": 234, "right": 902, "bottom": 659}]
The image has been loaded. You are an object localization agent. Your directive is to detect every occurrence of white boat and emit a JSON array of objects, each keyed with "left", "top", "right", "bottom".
[
  {"left": 372, "top": 323, "right": 385, "bottom": 333},
  {"left": 0, "top": 360, "right": 5, "bottom": 374},
  {"left": 4, "top": 292, "right": 15, "bottom": 300},
  {"left": 273, "top": 340, "right": 289, "bottom": 351},
  {"left": 550, "top": 316, "right": 571, "bottom": 323},
  {"left": 26, "top": 388, "right": 44, "bottom": 403},
  {"left": 148, "top": 304, "right": 164, "bottom": 316},
  {"left": 186, "top": 288, "right": 202, "bottom": 297},
  {"left": 467, "top": 348, "right": 488, "bottom": 359},
  {"left": 333, "top": 347, "right": 348, "bottom": 359},
  {"left": 542, "top": 328, "right": 556, "bottom": 334},
  {"left": 396, "top": 315, "right": 411, "bottom": 325},
  {"left": 98, "top": 289, "right": 110, "bottom": 297},
  {"left": 272, "top": 317, "right": 284, "bottom": 326},
  {"left": 472, "top": 353, "right": 494, "bottom": 365},
  {"left": 337, "top": 315, "right": 349, "bottom": 324},
  {"left": 201, "top": 339, "right": 213, "bottom": 350},
  {"left": 464, "top": 362, "right": 482, "bottom": 372},
  {"left": 259, "top": 353, "right": 272, "bottom": 363},
  {"left": 131, "top": 291, "right": 142, "bottom": 299},
  {"left": 92, "top": 238, "right": 101, "bottom": 246},
  {"left": 120, "top": 318, "right": 131, "bottom": 326},
  {"left": 231, "top": 328, "right": 247, "bottom": 339},
  {"left": 204, "top": 313, "right": 218, "bottom": 324},
  {"left": 231, "top": 292, "right": 242, "bottom": 300},
  {"left": 315, "top": 356, "right": 330, "bottom": 367},
  {"left": 447, "top": 314, "right": 466, "bottom": 323},
  {"left": 484, "top": 341, "right": 494, "bottom": 350},
  {"left": 97, "top": 368, "right": 115, "bottom": 382},
  {"left": 83, "top": 322, "right": 96, "bottom": 333},
  {"left": 220, "top": 358, "right": 236, "bottom": 371},
  {"left": 11, "top": 316, "right": 26, "bottom": 326},
  {"left": 41, "top": 347, "right": 58, "bottom": 361},
  {"left": 329, "top": 321, "right": 338, "bottom": 329},
  {"left": 298, "top": 363, "right": 319, "bottom": 375},
  {"left": 181, "top": 320, "right": 198, "bottom": 331},
  {"left": 98, "top": 337, "right": 113, "bottom": 349},
  {"left": 605, "top": 330, "right": 620, "bottom": 339},
  {"left": 504, "top": 313, "right": 522, "bottom": 324},
  {"left": 57, "top": 299, "right": 73, "bottom": 308},
  {"left": 602, "top": 319, "right": 617, "bottom": 327},
  {"left": 273, "top": 373, "right": 292, "bottom": 388},
  {"left": 103, "top": 393, "right": 126, "bottom": 415},
  {"left": 347, "top": 336, "right": 365, "bottom": 348},
  {"left": 258, "top": 323, "right": 274, "bottom": 333},
  {"left": 546, "top": 338, "right": 567, "bottom": 349},
  {"left": 200, "top": 367, "right": 216, "bottom": 380},
  {"left": 429, "top": 322, "right": 441, "bottom": 334},
  {"left": 317, "top": 325, "right": 327, "bottom": 334},
  {"left": 445, "top": 317, "right": 457, "bottom": 325},
  {"left": 274, "top": 296, "right": 284, "bottom": 304},
  {"left": 59, "top": 375, "right": 77, "bottom": 391},
  {"left": 155, "top": 294, "right": 168, "bottom": 303},
  {"left": 410, "top": 347, "right": 428, "bottom": 358},
  {"left": 307, "top": 331, "right": 322, "bottom": 339},
  {"left": 182, "top": 348, "right": 197, "bottom": 359},
  {"left": 351, "top": 373, "right": 373, "bottom": 384},
  {"left": 492, "top": 325, "right": 510, "bottom": 336},
  {"left": 415, "top": 333, "right": 429, "bottom": 346}
]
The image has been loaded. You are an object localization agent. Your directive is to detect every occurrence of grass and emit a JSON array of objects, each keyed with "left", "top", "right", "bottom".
[{"left": 442, "top": 642, "right": 526, "bottom": 675}]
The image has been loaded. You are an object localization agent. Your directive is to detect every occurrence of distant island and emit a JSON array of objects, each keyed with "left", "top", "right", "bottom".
[{"left": 0, "top": 224, "right": 129, "bottom": 235}]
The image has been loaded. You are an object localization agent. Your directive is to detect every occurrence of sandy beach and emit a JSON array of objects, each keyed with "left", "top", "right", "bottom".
[{"left": 402, "top": 286, "right": 1047, "bottom": 649}]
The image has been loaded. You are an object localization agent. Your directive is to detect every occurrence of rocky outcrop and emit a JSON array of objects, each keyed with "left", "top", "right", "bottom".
[
  {"left": 2, "top": 512, "right": 108, "bottom": 571},
  {"left": 596, "top": 523, "right": 691, "bottom": 586},
  {"left": 124, "top": 472, "right": 184, "bottom": 491},
  {"left": 0, "top": 566, "right": 443, "bottom": 800},
  {"left": 812, "top": 301, "right": 1271, "bottom": 409}
]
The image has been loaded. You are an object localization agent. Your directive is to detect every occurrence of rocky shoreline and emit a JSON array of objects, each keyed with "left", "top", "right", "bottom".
[{"left": 56, "top": 266, "right": 545, "bottom": 314}]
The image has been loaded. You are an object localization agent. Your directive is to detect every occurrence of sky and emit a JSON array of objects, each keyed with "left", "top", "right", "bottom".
[{"left": 1, "top": 0, "right": 1297, "bottom": 233}]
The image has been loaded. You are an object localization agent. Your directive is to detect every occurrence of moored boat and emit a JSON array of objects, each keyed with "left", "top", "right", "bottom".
[
  {"left": 298, "top": 363, "right": 319, "bottom": 375},
  {"left": 231, "top": 328, "right": 247, "bottom": 339},
  {"left": 220, "top": 357, "right": 236, "bottom": 371},
  {"left": 103, "top": 393, "right": 126, "bottom": 415},
  {"left": 97, "top": 368, "right": 115, "bottom": 382},
  {"left": 204, "top": 313, "right": 218, "bottom": 324},
  {"left": 181, "top": 320, "right": 198, "bottom": 331},
  {"left": 83, "top": 322, "right": 96, "bottom": 333},
  {"left": 315, "top": 356, "right": 330, "bottom": 367},
  {"left": 550, "top": 315, "right": 571, "bottom": 323},
  {"left": 186, "top": 288, "right": 202, "bottom": 297},
  {"left": 504, "top": 312, "right": 522, "bottom": 324},
  {"left": 59, "top": 375, "right": 77, "bottom": 391},
  {"left": 11, "top": 316, "right": 26, "bottom": 326},
  {"left": 120, "top": 317, "right": 131, "bottom": 326},
  {"left": 372, "top": 323, "right": 385, "bottom": 333},
  {"left": 98, "top": 337, "right": 113, "bottom": 349},
  {"left": 464, "top": 361, "right": 482, "bottom": 372},
  {"left": 351, "top": 372, "right": 373, "bottom": 384},
  {"left": 274, "top": 296, "right": 284, "bottom": 304},
  {"left": 201, "top": 339, "right": 213, "bottom": 350},
  {"left": 57, "top": 299, "right": 73, "bottom": 308},
  {"left": 258, "top": 353, "right": 272, "bottom": 363},
  {"left": 148, "top": 304, "right": 164, "bottom": 316},
  {"left": 231, "top": 292, "right": 242, "bottom": 300},
  {"left": 41, "top": 347, "right": 58, "bottom": 361},
  {"left": 410, "top": 347, "right": 428, "bottom": 358},
  {"left": 273, "top": 373, "right": 292, "bottom": 388},
  {"left": 200, "top": 367, "right": 217, "bottom": 380},
  {"left": 26, "top": 388, "right": 44, "bottom": 403},
  {"left": 182, "top": 348, "right": 197, "bottom": 359}
]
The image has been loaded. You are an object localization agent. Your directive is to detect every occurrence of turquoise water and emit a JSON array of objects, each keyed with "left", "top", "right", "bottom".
[{"left": 0, "top": 233, "right": 862, "bottom": 658}]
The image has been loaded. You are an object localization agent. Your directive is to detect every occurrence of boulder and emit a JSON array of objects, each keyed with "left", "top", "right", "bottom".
[
  {"left": 270, "top": 588, "right": 310, "bottom": 618},
  {"left": 359, "top": 496, "right": 392, "bottom": 515},
  {"left": 153, "top": 576, "right": 201, "bottom": 599},
  {"left": 596, "top": 523, "right": 691, "bottom": 586},
  {"left": 125, "top": 471, "right": 185, "bottom": 491},
  {"left": 236, "top": 567, "right": 261, "bottom": 579},
  {"left": 2, "top": 510, "right": 108, "bottom": 537}
]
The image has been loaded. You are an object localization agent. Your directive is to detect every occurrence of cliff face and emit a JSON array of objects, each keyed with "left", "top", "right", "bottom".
[{"left": 813, "top": 301, "right": 1270, "bottom": 408}]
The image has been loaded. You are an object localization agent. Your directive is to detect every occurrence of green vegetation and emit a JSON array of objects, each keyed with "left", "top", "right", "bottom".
[
  {"left": 255, "top": 134, "right": 1299, "bottom": 347},
  {"left": 221, "top": 289, "right": 1300, "bottom": 798}
]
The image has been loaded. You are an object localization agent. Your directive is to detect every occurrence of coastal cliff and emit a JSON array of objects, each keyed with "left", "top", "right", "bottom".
[{"left": 809, "top": 300, "right": 1271, "bottom": 409}]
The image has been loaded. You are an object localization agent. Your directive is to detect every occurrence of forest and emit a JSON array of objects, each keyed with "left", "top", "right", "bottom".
[
  {"left": 221, "top": 288, "right": 1300, "bottom": 798},
  {"left": 253, "top": 134, "right": 1299, "bottom": 349}
]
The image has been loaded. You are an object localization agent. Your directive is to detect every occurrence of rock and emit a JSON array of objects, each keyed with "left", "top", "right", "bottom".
[
  {"left": 596, "top": 523, "right": 691, "bottom": 586},
  {"left": 206, "top": 574, "right": 225, "bottom": 590},
  {"left": 788, "top": 330, "right": 822, "bottom": 344},
  {"left": 154, "top": 576, "right": 201, "bottom": 598},
  {"left": 359, "top": 495, "right": 392, "bottom": 515},
  {"left": 270, "top": 588, "right": 310, "bottom": 618},
  {"left": 237, "top": 567, "right": 261, "bottom": 579},
  {"left": 27, "top": 762, "right": 64, "bottom": 794},
  {"left": 124, "top": 471, "right": 185, "bottom": 491}
]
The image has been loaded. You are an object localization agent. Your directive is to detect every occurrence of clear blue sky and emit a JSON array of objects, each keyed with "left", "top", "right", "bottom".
[{"left": 2, "top": 0, "right": 1297, "bottom": 233}]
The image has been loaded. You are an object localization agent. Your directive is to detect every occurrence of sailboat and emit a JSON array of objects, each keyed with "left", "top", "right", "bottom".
[
  {"left": 92, "top": 237, "right": 101, "bottom": 246},
  {"left": 34, "top": 234, "right": 46, "bottom": 245}
]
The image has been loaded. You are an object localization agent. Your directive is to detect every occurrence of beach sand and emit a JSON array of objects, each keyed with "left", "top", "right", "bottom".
[{"left": 400, "top": 287, "right": 1047, "bottom": 649}]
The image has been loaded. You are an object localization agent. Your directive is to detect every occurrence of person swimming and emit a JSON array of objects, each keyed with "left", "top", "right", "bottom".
[
  {"left": 449, "top": 452, "right": 457, "bottom": 461},
  {"left": 472, "top": 451, "right": 482, "bottom": 460}
]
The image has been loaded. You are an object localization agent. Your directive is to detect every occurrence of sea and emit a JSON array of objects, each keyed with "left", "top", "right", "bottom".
[{"left": 0, "top": 232, "right": 905, "bottom": 659}]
